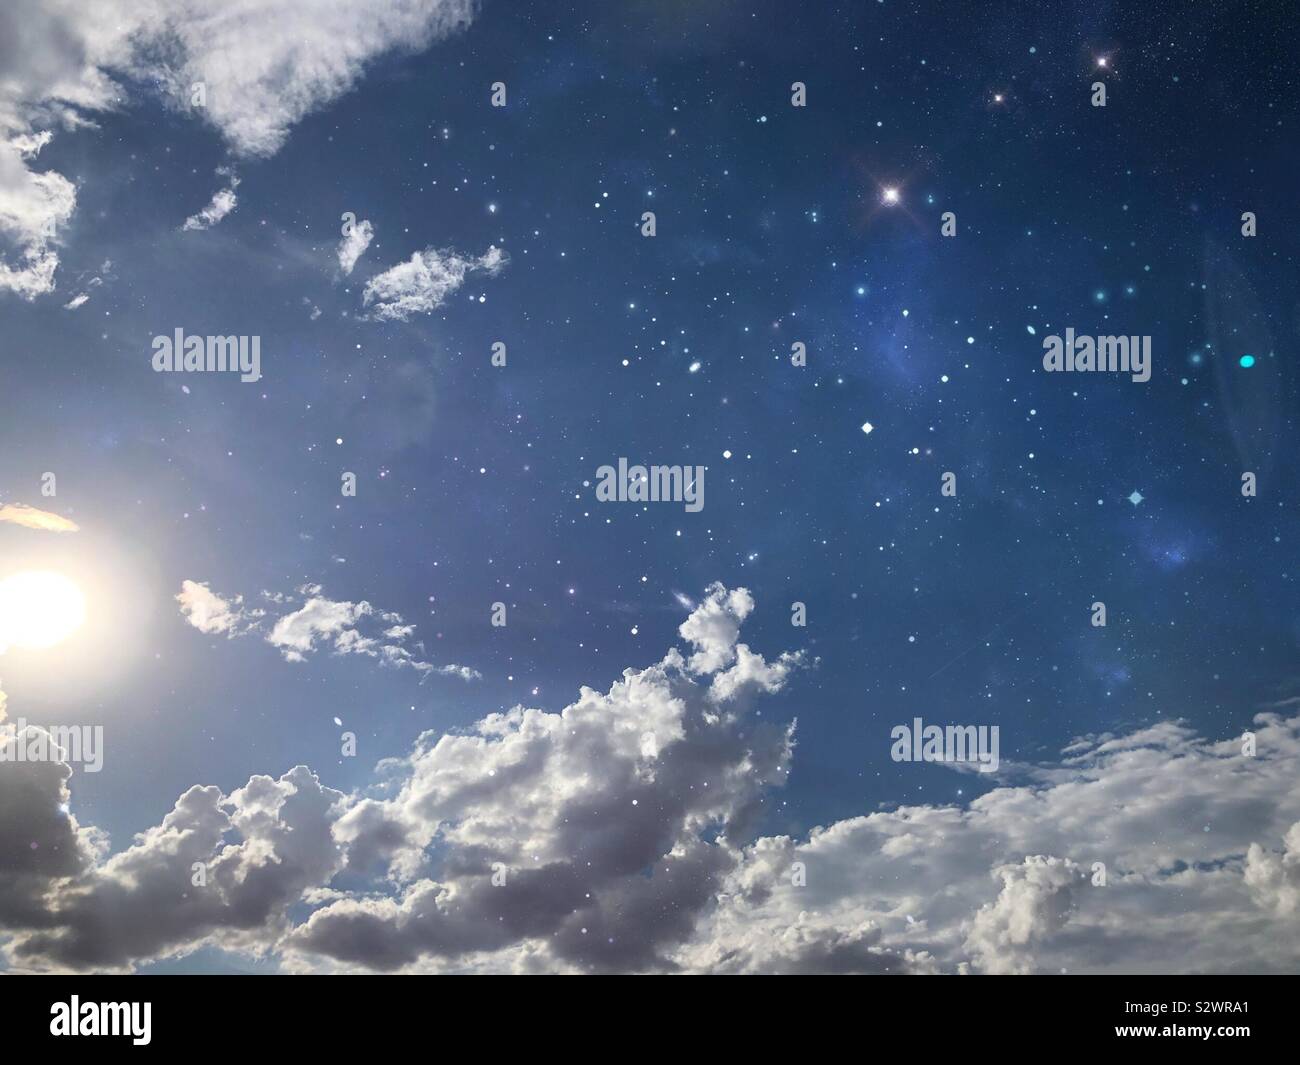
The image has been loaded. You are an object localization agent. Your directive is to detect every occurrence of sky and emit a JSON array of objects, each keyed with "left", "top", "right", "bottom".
[{"left": 0, "top": 0, "right": 1298, "bottom": 974}]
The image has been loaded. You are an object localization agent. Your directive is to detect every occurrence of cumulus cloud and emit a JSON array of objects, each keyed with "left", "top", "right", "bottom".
[
  {"left": 0, "top": 0, "right": 480, "bottom": 297},
  {"left": 181, "top": 168, "right": 240, "bottom": 231},
  {"left": 268, "top": 596, "right": 371, "bottom": 659},
  {"left": 337, "top": 218, "right": 373, "bottom": 275},
  {"left": 175, "top": 580, "right": 260, "bottom": 637},
  {"left": 684, "top": 715, "right": 1300, "bottom": 976},
  {"left": 1245, "top": 821, "right": 1300, "bottom": 917},
  {"left": 0, "top": 724, "right": 103, "bottom": 930},
  {"left": 8, "top": 759, "right": 344, "bottom": 970},
  {"left": 0, "top": 502, "right": 79, "bottom": 532},
  {"left": 178, "top": 579, "right": 477, "bottom": 681},
  {"left": 6, "top": 586, "right": 1300, "bottom": 974},
  {"left": 361, "top": 245, "right": 507, "bottom": 321}
]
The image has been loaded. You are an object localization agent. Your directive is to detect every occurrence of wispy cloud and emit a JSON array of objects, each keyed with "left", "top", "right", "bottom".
[
  {"left": 337, "top": 219, "right": 374, "bottom": 275},
  {"left": 0, "top": 503, "right": 79, "bottom": 533},
  {"left": 178, "top": 579, "right": 478, "bottom": 681},
  {"left": 362, "top": 245, "right": 507, "bottom": 321},
  {"left": 181, "top": 168, "right": 240, "bottom": 231},
  {"left": 0, "top": 0, "right": 481, "bottom": 297}
]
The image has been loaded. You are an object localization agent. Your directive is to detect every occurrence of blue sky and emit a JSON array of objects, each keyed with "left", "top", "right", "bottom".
[{"left": 1, "top": 0, "right": 1299, "bottom": 974}]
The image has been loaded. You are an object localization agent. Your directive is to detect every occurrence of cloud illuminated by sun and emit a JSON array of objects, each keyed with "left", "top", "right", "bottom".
[{"left": 0, "top": 503, "right": 79, "bottom": 533}]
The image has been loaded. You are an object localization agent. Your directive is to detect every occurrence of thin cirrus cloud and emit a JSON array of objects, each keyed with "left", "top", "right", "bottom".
[
  {"left": 0, "top": 502, "right": 79, "bottom": 533},
  {"left": 0, "top": 0, "right": 481, "bottom": 297},
  {"left": 4, "top": 585, "right": 1297, "bottom": 973},
  {"left": 176, "top": 579, "right": 478, "bottom": 681}
]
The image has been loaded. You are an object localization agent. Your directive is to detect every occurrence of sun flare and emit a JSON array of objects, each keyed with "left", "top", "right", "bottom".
[{"left": 0, "top": 570, "right": 87, "bottom": 651}]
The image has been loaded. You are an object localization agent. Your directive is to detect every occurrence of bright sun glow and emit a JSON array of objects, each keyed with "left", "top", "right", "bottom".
[{"left": 0, "top": 570, "right": 87, "bottom": 650}]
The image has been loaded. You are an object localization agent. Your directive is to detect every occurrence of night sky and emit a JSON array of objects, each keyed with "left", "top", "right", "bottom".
[{"left": 2, "top": 0, "right": 1298, "bottom": 975}]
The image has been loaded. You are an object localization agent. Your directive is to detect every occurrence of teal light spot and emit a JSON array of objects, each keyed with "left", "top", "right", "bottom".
[{"left": 1239, "top": 354, "right": 1256, "bottom": 368}]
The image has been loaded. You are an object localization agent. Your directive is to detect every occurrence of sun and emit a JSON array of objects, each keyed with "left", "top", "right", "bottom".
[{"left": 0, "top": 570, "right": 87, "bottom": 651}]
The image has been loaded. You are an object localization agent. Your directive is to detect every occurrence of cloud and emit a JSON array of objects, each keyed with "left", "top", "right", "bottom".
[
  {"left": 361, "top": 245, "right": 507, "bottom": 321},
  {"left": 962, "top": 856, "right": 1082, "bottom": 974},
  {"left": 683, "top": 716, "right": 1300, "bottom": 976},
  {"left": 0, "top": 724, "right": 103, "bottom": 931},
  {"left": 60, "top": 263, "right": 108, "bottom": 310},
  {"left": 0, "top": 502, "right": 79, "bottom": 532},
  {"left": 178, "top": 580, "right": 477, "bottom": 680},
  {"left": 8, "top": 759, "right": 344, "bottom": 970},
  {"left": 0, "top": 136, "right": 76, "bottom": 299},
  {"left": 0, "top": 0, "right": 481, "bottom": 297},
  {"left": 7, "top": 587, "right": 1300, "bottom": 973},
  {"left": 1245, "top": 821, "right": 1300, "bottom": 917},
  {"left": 337, "top": 219, "right": 373, "bottom": 275},
  {"left": 143, "top": 0, "right": 480, "bottom": 160},
  {"left": 181, "top": 168, "right": 239, "bottom": 231},
  {"left": 175, "top": 580, "right": 259, "bottom": 637},
  {"left": 268, "top": 596, "right": 372, "bottom": 659}
]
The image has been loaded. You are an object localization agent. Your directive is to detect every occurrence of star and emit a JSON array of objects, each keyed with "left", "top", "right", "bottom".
[
  {"left": 1127, "top": 491, "right": 1144, "bottom": 506},
  {"left": 881, "top": 187, "right": 900, "bottom": 205}
]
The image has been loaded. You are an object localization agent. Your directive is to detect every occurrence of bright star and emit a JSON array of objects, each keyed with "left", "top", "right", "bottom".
[
  {"left": 1127, "top": 491, "right": 1144, "bottom": 506},
  {"left": 882, "top": 187, "right": 900, "bottom": 205}
]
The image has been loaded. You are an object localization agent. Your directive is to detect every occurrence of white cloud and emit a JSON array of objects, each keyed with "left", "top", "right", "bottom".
[
  {"left": 362, "top": 245, "right": 507, "bottom": 321},
  {"left": 0, "top": 137, "right": 76, "bottom": 299},
  {"left": 181, "top": 168, "right": 239, "bottom": 231},
  {"left": 268, "top": 596, "right": 371, "bottom": 657},
  {"left": 175, "top": 579, "right": 258, "bottom": 636},
  {"left": 337, "top": 219, "right": 373, "bottom": 274},
  {"left": 678, "top": 584, "right": 753, "bottom": 673},
  {"left": 179, "top": 579, "right": 477, "bottom": 680},
  {"left": 0, "top": 502, "right": 79, "bottom": 532},
  {"left": 145, "top": 0, "right": 480, "bottom": 159},
  {"left": 0, "top": 0, "right": 480, "bottom": 297},
  {"left": 1245, "top": 821, "right": 1300, "bottom": 917},
  {"left": 9, "top": 587, "right": 1300, "bottom": 974},
  {"left": 684, "top": 714, "right": 1300, "bottom": 976}
]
